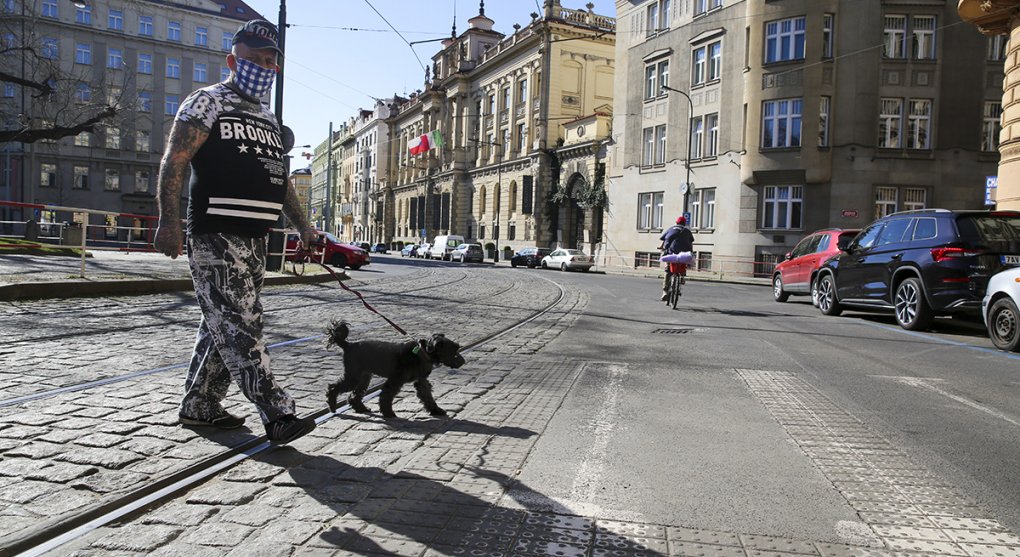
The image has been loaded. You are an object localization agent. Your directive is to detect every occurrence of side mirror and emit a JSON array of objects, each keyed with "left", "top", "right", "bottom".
[
  {"left": 838, "top": 240, "right": 853, "bottom": 252},
  {"left": 784, "top": 252, "right": 793, "bottom": 261}
]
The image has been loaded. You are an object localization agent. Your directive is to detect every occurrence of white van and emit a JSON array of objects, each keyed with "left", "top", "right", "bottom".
[{"left": 429, "top": 235, "right": 465, "bottom": 260}]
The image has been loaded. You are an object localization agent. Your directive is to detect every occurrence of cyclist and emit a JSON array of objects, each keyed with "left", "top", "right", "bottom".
[{"left": 658, "top": 216, "right": 695, "bottom": 301}]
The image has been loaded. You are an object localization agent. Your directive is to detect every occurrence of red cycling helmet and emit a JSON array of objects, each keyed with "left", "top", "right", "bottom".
[{"left": 676, "top": 216, "right": 686, "bottom": 225}]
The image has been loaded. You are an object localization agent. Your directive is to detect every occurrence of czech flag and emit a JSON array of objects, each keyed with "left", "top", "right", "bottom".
[{"left": 408, "top": 130, "right": 443, "bottom": 156}]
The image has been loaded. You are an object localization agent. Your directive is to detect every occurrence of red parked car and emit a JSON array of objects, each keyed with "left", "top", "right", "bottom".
[
  {"left": 773, "top": 228, "right": 859, "bottom": 304},
  {"left": 286, "top": 231, "right": 370, "bottom": 270}
]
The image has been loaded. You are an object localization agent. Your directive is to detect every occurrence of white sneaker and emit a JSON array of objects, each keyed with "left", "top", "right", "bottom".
[{"left": 660, "top": 291, "right": 668, "bottom": 301}]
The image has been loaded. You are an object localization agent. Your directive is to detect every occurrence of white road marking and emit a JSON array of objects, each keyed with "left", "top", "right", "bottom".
[
  {"left": 884, "top": 376, "right": 1020, "bottom": 428},
  {"left": 570, "top": 363, "right": 626, "bottom": 504}
]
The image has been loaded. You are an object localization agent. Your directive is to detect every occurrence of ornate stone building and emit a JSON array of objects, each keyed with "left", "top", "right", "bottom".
[{"left": 383, "top": 0, "right": 616, "bottom": 258}]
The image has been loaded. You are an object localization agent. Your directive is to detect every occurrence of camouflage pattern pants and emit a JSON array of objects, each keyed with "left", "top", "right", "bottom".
[{"left": 181, "top": 233, "right": 296, "bottom": 424}]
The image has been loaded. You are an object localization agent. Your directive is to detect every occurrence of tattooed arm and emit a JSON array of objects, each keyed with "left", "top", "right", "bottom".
[
  {"left": 282, "top": 177, "right": 315, "bottom": 247},
  {"left": 154, "top": 120, "right": 208, "bottom": 259}
]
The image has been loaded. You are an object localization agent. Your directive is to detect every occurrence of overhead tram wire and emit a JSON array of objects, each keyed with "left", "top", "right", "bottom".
[{"left": 362, "top": 0, "right": 428, "bottom": 73}]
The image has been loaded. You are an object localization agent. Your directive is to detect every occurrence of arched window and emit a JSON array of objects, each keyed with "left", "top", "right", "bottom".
[
  {"left": 509, "top": 180, "right": 518, "bottom": 213},
  {"left": 479, "top": 186, "right": 487, "bottom": 216}
]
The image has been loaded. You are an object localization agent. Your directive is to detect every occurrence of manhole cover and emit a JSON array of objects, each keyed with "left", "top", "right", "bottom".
[{"left": 652, "top": 328, "right": 694, "bottom": 334}]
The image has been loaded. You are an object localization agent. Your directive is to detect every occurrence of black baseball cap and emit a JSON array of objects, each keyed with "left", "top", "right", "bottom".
[{"left": 232, "top": 19, "right": 281, "bottom": 53}]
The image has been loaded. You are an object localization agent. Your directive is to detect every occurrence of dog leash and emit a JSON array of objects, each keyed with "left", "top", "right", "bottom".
[{"left": 296, "top": 249, "right": 408, "bottom": 336}]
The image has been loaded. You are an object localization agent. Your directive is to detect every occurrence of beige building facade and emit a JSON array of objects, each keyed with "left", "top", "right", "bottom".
[
  {"left": 383, "top": 1, "right": 616, "bottom": 258},
  {"left": 608, "top": 0, "right": 1000, "bottom": 278}
]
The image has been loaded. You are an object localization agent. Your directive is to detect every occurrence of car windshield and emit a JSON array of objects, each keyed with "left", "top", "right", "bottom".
[
  {"left": 323, "top": 232, "right": 340, "bottom": 243},
  {"left": 957, "top": 214, "right": 1020, "bottom": 243}
]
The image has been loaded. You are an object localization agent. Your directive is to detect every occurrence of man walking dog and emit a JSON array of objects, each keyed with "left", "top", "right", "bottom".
[{"left": 154, "top": 19, "right": 316, "bottom": 445}]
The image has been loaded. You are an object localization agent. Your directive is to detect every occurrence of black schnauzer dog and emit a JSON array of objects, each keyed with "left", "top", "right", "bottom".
[{"left": 325, "top": 320, "right": 466, "bottom": 418}]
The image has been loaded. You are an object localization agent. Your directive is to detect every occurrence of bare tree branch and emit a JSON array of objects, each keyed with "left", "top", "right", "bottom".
[{"left": 0, "top": 105, "right": 117, "bottom": 143}]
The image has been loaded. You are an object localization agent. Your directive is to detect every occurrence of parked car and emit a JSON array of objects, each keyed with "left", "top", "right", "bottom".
[
  {"left": 351, "top": 241, "right": 371, "bottom": 252},
  {"left": 371, "top": 243, "right": 388, "bottom": 254},
  {"left": 286, "top": 231, "right": 370, "bottom": 270},
  {"left": 773, "top": 228, "right": 860, "bottom": 305},
  {"left": 401, "top": 244, "right": 419, "bottom": 257},
  {"left": 451, "top": 243, "right": 484, "bottom": 263},
  {"left": 815, "top": 209, "right": 1020, "bottom": 330},
  {"left": 983, "top": 266, "right": 1020, "bottom": 351},
  {"left": 541, "top": 248, "right": 593, "bottom": 272},
  {"left": 417, "top": 242, "right": 431, "bottom": 258},
  {"left": 429, "top": 235, "right": 466, "bottom": 260},
  {"left": 510, "top": 247, "right": 552, "bottom": 268}
]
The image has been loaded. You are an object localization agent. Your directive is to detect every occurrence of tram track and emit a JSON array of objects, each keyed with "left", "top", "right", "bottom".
[
  {"left": 2, "top": 274, "right": 569, "bottom": 557},
  {"left": 0, "top": 269, "right": 522, "bottom": 408}
]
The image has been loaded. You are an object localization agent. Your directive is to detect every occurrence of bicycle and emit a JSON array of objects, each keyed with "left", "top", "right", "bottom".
[{"left": 664, "top": 262, "right": 686, "bottom": 309}]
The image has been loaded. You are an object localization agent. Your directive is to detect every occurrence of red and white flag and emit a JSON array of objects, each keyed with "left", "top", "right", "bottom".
[{"left": 408, "top": 130, "right": 444, "bottom": 156}]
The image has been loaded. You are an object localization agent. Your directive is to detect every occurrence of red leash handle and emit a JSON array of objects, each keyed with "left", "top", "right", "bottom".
[{"left": 305, "top": 257, "right": 408, "bottom": 337}]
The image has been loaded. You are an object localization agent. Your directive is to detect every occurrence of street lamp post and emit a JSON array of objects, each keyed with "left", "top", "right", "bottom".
[{"left": 662, "top": 85, "right": 693, "bottom": 216}]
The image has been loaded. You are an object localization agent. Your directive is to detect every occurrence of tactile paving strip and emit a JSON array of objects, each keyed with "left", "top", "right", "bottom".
[{"left": 737, "top": 368, "right": 1020, "bottom": 557}]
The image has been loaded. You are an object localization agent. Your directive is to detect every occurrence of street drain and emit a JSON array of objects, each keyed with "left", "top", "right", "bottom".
[{"left": 652, "top": 328, "right": 694, "bottom": 334}]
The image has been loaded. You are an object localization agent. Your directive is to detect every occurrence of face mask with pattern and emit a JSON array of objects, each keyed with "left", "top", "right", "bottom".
[{"left": 233, "top": 57, "right": 276, "bottom": 98}]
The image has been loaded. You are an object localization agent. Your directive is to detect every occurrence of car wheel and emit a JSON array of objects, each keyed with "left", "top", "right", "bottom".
[
  {"left": 987, "top": 297, "right": 1020, "bottom": 351},
  {"left": 348, "top": 264, "right": 361, "bottom": 271},
  {"left": 330, "top": 253, "right": 348, "bottom": 269},
  {"left": 817, "top": 274, "right": 842, "bottom": 316},
  {"left": 894, "top": 277, "right": 933, "bottom": 331},
  {"left": 773, "top": 274, "right": 790, "bottom": 303},
  {"left": 511, "top": 260, "right": 518, "bottom": 268},
  {"left": 541, "top": 261, "right": 548, "bottom": 269},
  {"left": 810, "top": 277, "right": 820, "bottom": 307},
  {"left": 560, "top": 263, "right": 568, "bottom": 272}
]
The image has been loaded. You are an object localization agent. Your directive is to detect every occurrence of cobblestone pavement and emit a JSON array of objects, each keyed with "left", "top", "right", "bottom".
[{"left": 2, "top": 263, "right": 1019, "bottom": 556}]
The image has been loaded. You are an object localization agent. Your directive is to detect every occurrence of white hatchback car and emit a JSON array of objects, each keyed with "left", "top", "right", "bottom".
[
  {"left": 541, "top": 248, "right": 593, "bottom": 272},
  {"left": 983, "top": 266, "right": 1020, "bottom": 352}
]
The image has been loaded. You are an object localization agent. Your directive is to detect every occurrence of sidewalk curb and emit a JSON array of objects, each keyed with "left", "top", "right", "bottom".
[{"left": 0, "top": 272, "right": 343, "bottom": 301}]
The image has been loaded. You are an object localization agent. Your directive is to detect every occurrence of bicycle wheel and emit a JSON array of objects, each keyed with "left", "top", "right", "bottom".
[
  {"left": 669, "top": 274, "right": 680, "bottom": 309},
  {"left": 292, "top": 255, "right": 308, "bottom": 276}
]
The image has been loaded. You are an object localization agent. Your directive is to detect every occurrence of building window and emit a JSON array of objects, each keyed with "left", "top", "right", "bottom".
[
  {"left": 819, "top": 96, "right": 830, "bottom": 147},
  {"left": 875, "top": 186, "right": 898, "bottom": 218},
  {"left": 655, "top": 124, "right": 667, "bottom": 164},
  {"left": 108, "top": 9, "right": 123, "bottom": 30},
  {"left": 194, "top": 63, "right": 207, "bottom": 83},
  {"left": 912, "top": 15, "right": 936, "bottom": 60},
  {"left": 904, "top": 187, "right": 926, "bottom": 211},
  {"left": 40, "top": 163, "right": 57, "bottom": 187},
  {"left": 707, "top": 41, "right": 721, "bottom": 81},
  {"left": 75, "top": 43, "right": 91, "bottom": 65},
  {"left": 105, "top": 126, "right": 120, "bottom": 149},
  {"left": 983, "top": 101, "right": 1003, "bottom": 152},
  {"left": 136, "top": 129, "right": 150, "bottom": 152},
  {"left": 702, "top": 189, "right": 716, "bottom": 228},
  {"left": 222, "top": 32, "right": 232, "bottom": 51},
  {"left": 517, "top": 123, "right": 527, "bottom": 152},
  {"left": 690, "top": 116, "right": 704, "bottom": 159},
  {"left": 645, "top": 2, "right": 659, "bottom": 36},
  {"left": 761, "top": 98, "right": 802, "bottom": 149},
  {"left": 104, "top": 168, "right": 120, "bottom": 191},
  {"left": 75, "top": 4, "right": 90, "bottom": 24},
  {"left": 643, "top": 127, "right": 654, "bottom": 166},
  {"left": 165, "top": 94, "right": 179, "bottom": 115},
  {"left": 195, "top": 26, "right": 208, "bottom": 47},
  {"left": 638, "top": 192, "right": 664, "bottom": 230},
  {"left": 517, "top": 79, "right": 527, "bottom": 103},
  {"left": 883, "top": 15, "right": 906, "bottom": 58},
  {"left": 705, "top": 113, "right": 719, "bottom": 157},
  {"left": 879, "top": 98, "right": 903, "bottom": 148},
  {"left": 41, "top": 0, "right": 57, "bottom": 18},
  {"left": 137, "top": 53, "right": 152, "bottom": 74},
  {"left": 764, "top": 16, "right": 806, "bottom": 63},
  {"left": 135, "top": 170, "right": 150, "bottom": 193},
  {"left": 822, "top": 14, "right": 835, "bottom": 58},
  {"left": 138, "top": 91, "right": 151, "bottom": 112},
  {"left": 139, "top": 15, "right": 153, "bottom": 36},
  {"left": 74, "top": 131, "right": 90, "bottom": 146},
  {"left": 988, "top": 35, "right": 1008, "bottom": 62},
  {"left": 107, "top": 48, "right": 123, "bottom": 69},
  {"left": 75, "top": 83, "right": 90, "bottom": 103},
  {"left": 3, "top": 83, "right": 14, "bottom": 97},
  {"left": 166, "top": 58, "right": 180, "bottom": 79},
  {"left": 692, "top": 47, "right": 706, "bottom": 86},
  {"left": 73, "top": 166, "right": 89, "bottom": 189},
  {"left": 907, "top": 99, "right": 931, "bottom": 150},
  {"left": 41, "top": 38, "right": 58, "bottom": 59},
  {"left": 762, "top": 186, "right": 802, "bottom": 229},
  {"left": 168, "top": 21, "right": 182, "bottom": 42},
  {"left": 645, "top": 59, "right": 668, "bottom": 98}
]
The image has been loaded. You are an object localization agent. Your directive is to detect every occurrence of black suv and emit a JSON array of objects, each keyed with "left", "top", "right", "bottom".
[
  {"left": 815, "top": 209, "right": 1020, "bottom": 330},
  {"left": 510, "top": 247, "right": 551, "bottom": 268}
]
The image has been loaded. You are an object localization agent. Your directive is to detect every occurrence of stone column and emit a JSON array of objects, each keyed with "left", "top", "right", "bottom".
[{"left": 959, "top": 0, "right": 1020, "bottom": 209}]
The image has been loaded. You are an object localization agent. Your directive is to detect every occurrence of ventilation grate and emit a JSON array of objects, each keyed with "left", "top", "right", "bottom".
[{"left": 652, "top": 328, "right": 694, "bottom": 335}]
